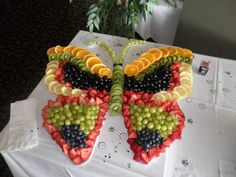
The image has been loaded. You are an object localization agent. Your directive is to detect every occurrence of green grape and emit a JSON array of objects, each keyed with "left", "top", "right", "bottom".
[
  {"left": 143, "top": 119, "right": 148, "bottom": 125},
  {"left": 60, "top": 115, "right": 66, "bottom": 121},
  {"left": 54, "top": 114, "right": 60, "bottom": 119},
  {"left": 66, "top": 112, "right": 72, "bottom": 117},
  {"left": 145, "top": 112, "right": 151, "bottom": 118},
  {"left": 137, "top": 121, "right": 142, "bottom": 126},
  {"left": 46, "top": 119, "right": 52, "bottom": 124},
  {"left": 150, "top": 107, "right": 156, "bottom": 114},
  {"left": 147, "top": 122, "right": 154, "bottom": 129},
  {"left": 75, "top": 119, "right": 80, "bottom": 125},
  {"left": 161, "top": 126, "right": 167, "bottom": 131},
  {"left": 84, "top": 129, "right": 89, "bottom": 135},
  {"left": 80, "top": 116, "right": 85, "bottom": 121},
  {"left": 144, "top": 107, "right": 149, "bottom": 112},
  {"left": 65, "top": 120, "right": 71, "bottom": 126},
  {"left": 54, "top": 108, "right": 59, "bottom": 113},
  {"left": 155, "top": 124, "right": 161, "bottom": 130},
  {"left": 64, "top": 104, "right": 70, "bottom": 109},
  {"left": 136, "top": 126, "right": 142, "bottom": 131},
  {"left": 137, "top": 116, "right": 142, "bottom": 122}
]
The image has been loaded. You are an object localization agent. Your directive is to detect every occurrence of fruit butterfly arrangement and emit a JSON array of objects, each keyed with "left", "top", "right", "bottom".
[{"left": 42, "top": 41, "right": 193, "bottom": 165}]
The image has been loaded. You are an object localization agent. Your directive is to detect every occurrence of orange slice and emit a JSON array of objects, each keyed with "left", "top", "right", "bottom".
[
  {"left": 86, "top": 57, "right": 102, "bottom": 68},
  {"left": 132, "top": 60, "right": 145, "bottom": 72},
  {"left": 182, "top": 48, "right": 193, "bottom": 59},
  {"left": 175, "top": 47, "right": 184, "bottom": 56},
  {"left": 139, "top": 58, "right": 151, "bottom": 69},
  {"left": 83, "top": 54, "right": 96, "bottom": 63},
  {"left": 55, "top": 45, "right": 64, "bottom": 54},
  {"left": 91, "top": 63, "right": 106, "bottom": 74},
  {"left": 148, "top": 48, "right": 163, "bottom": 61},
  {"left": 99, "top": 68, "right": 112, "bottom": 78},
  {"left": 63, "top": 46, "right": 76, "bottom": 54},
  {"left": 71, "top": 47, "right": 84, "bottom": 56},
  {"left": 159, "top": 48, "right": 169, "bottom": 58},
  {"left": 140, "top": 53, "right": 155, "bottom": 64},
  {"left": 47, "top": 47, "right": 55, "bottom": 57},
  {"left": 124, "top": 64, "right": 139, "bottom": 77},
  {"left": 167, "top": 47, "right": 178, "bottom": 56},
  {"left": 76, "top": 50, "right": 91, "bottom": 60}
]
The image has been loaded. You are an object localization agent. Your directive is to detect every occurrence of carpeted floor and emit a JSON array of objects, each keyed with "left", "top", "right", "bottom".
[{"left": 0, "top": 0, "right": 96, "bottom": 176}]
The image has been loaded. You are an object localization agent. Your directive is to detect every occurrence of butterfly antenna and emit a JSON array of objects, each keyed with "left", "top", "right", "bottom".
[
  {"left": 118, "top": 40, "right": 145, "bottom": 64},
  {"left": 89, "top": 41, "right": 116, "bottom": 64}
]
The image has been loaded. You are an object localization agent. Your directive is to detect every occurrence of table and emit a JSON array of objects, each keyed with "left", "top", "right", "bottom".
[{"left": 1, "top": 31, "right": 236, "bottom": 177}]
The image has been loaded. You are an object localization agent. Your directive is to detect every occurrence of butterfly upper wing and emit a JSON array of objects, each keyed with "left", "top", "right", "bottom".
[
  {"left": 44, "top": 45, "right": 113, "bottom": 96},
  {"left": 123, "top": 47, "right": 194, "bottom": 101}
]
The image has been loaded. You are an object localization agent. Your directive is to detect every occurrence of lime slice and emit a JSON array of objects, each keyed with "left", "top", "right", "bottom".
[
  {"left": 54, "top": 84, "right": 64, "bottom": 95},
  {"left": 171, "top": 91, "right": 181, "bottom": 100},
  {"left": 46, "top": 68, "right": 56, "bottom": 75},
  {"left": 160, "top": 91, "right": 172, "bottom": 101},
  {"left": 152, "top": 93, "right": 166, "bottom": 102},
  {"left": 71, "top": 89, "right": 82, "bottom": 97},
  {"left": 61, "top": 86, "right": 72, "bottom": 96},
  {"left": 174, "top": 86, "right": 188, "bottom": 97},
  {"left": 48, "top": 81, "right": 59, "bottom": 93},
  {"left": 44, "top": 74, "right": 56, "bottom": 85},
  {"left": 47, "top": 60, "right": 59, "bottom": 67},
  {"left": 45, "top": 64, "right": 58, "bottom": 74},
  {"left": 180, "top": 77, "right": 192, "bottom": 86}
]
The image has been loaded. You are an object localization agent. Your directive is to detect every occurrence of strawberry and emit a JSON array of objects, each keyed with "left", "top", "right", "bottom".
[
  {"left": 128, "top": 131, "right": 137, "bottom": 138},
  {"left": 48, "top": 100, "right": 54, "bottom": 108},
  {"left": 62, "top": 144, "right": 70, "bottom": 156},
  {"left": 55, "top": 67, "right": 63, "bottom": 76},
  {"left": 72, "top": 156, "right": 82, "bottom": 165},
  {"left": 88, "top": 130, "right": 98, "bottom": 140},
  {"left": 52, "top": 131, "right": 60, "bottom": 140},
  {"left": 140, "top": 151, "right": 150, "bottom": 164},
  {"left": 69, "top": 148, "right": 78, "bottom": 159},
  {"left": 95, "top": 97, "right": 103, "bottom": 105},
  {"left": 46, "top": 124, "right": 57, "bottom": 134},
  {"left": 103, "top": 95, "right": 110, "bottom": 103},
  {"left": 85, "top": 140, "right": 95, "bottom": 147},
  {"left": 80, "top": 147, "right": 92, "bottom": 161}
]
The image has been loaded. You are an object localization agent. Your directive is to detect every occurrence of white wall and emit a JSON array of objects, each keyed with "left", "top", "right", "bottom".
[{"left": 174, "top": 0, "right": 236, "bottom": 59}]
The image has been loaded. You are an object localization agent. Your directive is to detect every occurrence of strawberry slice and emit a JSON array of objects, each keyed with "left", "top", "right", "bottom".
[
  {"left": 80, "top": 147, "right": 92, "bottom": 161},
  {"left": 62, "top": 144, "right": 70, "bottom": 156},
  {"left": 69, "top": 148, "right": 78, "bottom": 159},
  {"left": 72, "top": 156, "right": 82, "bottom": 165}
]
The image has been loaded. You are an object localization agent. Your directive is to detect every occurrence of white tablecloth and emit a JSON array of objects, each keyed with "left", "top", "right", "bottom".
[{"left": 1, "top": 31, "right": 236, "bottom": 177}]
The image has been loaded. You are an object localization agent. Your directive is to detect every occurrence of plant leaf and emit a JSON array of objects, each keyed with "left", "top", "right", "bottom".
[
  {"left": 94, "top": 18, "right": 100, "bottom": 30},
  {"left": 88, "top": 13, "right": 96, "bottom": 20},
  {"left": 89, "top": 24, "right": 94, "bottom": 32},
  {"left": 87, "top": 6, "right": 98, "bottom": 15},
  {"left": 86, "top": 19, "right": 93, "bottom": 28}
]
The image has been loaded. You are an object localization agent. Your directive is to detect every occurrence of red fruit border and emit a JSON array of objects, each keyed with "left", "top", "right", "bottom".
[
  {"left": 122, "top": 90, "right": 185, "bottom": 164},
  {"left": 41, "top": 88, "right": 109, "bottom": 165}
]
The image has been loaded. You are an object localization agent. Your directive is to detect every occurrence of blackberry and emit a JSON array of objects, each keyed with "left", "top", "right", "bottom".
[
  {"left": 63, "top": 62, "right": 112, "bottom": 91},
  {"left": 136, "top": 128, "right": 164, "bottom": 151},
  {"left": 60, "top": 124, "right": 88, "bottom": 149},
  {"left": 124, "top": 65, "right": 172, "bottom": 93}
]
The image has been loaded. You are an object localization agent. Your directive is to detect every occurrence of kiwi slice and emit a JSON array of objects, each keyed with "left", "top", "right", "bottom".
[{"left": 49, "top": 54, "right": 58, "bottom": 61}]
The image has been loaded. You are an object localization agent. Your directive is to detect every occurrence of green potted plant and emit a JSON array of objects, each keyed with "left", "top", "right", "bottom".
[{"left": 86, "top": 0, "right": 180, "bottom": 38}]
